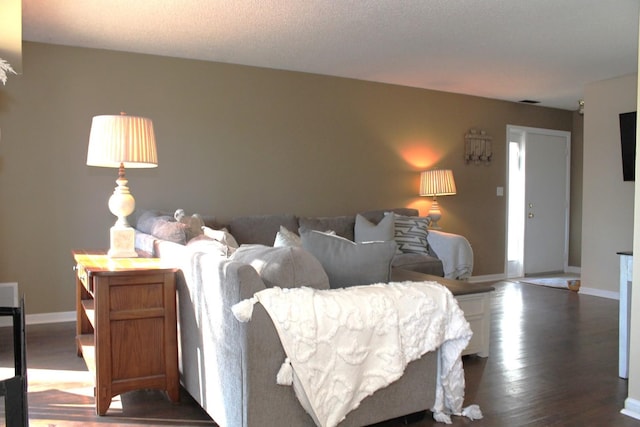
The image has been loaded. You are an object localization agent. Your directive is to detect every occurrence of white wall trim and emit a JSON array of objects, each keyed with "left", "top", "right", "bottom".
[
  {"left": 0, "top": 310, "right": 75, "bottom": 327},
  {"left": 468, "top": 273, "right": 506, "bottom": 283},
  {"left": 579, "top": 287, "right": 619, "bottom": 300},
  {"left": 622, "top": 397, "right": 640, "bottom": 420}
]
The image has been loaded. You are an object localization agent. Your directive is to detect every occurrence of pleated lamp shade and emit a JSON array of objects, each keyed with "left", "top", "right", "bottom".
[
  {"left": 419, "top": 169, "right": 457, "bottom": 197},
  {"left": 87, "top": 114, "right": 158, "bottom": 168}
]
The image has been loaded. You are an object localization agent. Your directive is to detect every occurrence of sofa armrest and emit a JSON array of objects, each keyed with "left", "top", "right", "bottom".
[{"left": 427, "top": 230, "right": 474, "bottom": 279}]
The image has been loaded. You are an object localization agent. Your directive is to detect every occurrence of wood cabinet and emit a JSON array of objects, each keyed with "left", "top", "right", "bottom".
[
  {"left": 73, "top": 250, "right": 179, "bottom": 415},
  {"left": 390, "top": 268, "right": 493, "bottom": 357},
  {"left": 455, "top": 292, "right": 492, "bottom": 357}
]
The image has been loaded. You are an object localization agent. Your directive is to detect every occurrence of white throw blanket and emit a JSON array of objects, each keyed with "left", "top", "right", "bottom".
[
  {"left": 427, "top": 231, "right": 474, "bottom": 280},
  {"left": 233, "top": 281, "right": 481, "bottom": 427}
]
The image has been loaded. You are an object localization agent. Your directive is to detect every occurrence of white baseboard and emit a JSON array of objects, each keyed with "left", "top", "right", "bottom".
[
  {"left": 0, "top": 310, "right": 75, "bottom": 327},
  {"left": 468, "top": 273, "right": 506, "bottom": 283},
  {"left": 579, "top": 287, "right": 619, "bottom": 300},
  {"left": 622, "top": 397, "right": 640, "bottom": 420}
]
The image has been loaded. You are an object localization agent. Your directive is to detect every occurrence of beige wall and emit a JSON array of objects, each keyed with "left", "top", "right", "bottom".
[
  {"left": 0, "top": 42, "right": 574, "bottom": 315},
  {"left": 582, "top": 73, "right": 637, "bottom": 295}
]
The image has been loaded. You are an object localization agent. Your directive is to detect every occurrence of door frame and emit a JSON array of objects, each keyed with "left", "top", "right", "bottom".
[{"left": 505, "top": 125, "right": 571, "bottom": 278}]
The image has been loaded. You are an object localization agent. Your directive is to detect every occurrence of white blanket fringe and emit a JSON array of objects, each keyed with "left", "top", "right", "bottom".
[
  {"left": 231, "top": 296, "right": 258, "bottom": 322},
  {"left": 433, "top": 404, "right": 483, "bottom": 424},
  {"left": 276, "top": 358, "right": 293, "bottom": 385},
  {"left": 462, "top": 404, "right": 484, "bottom": 420},
  {"left": 433, "top": 411, "right": 453, "bottom": 424}
]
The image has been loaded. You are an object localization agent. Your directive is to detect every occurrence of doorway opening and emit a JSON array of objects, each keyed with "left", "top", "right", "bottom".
[
  {"left": 506, "top": 126, "right": 570, "bottom": 279},
  {"left": 507, "top": 128, "right": 525, "bottom": 278}
]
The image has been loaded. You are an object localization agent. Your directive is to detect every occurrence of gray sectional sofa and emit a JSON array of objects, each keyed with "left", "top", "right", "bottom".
[{"left": 131, "top": 207, "right": 473, "bottom": 427}]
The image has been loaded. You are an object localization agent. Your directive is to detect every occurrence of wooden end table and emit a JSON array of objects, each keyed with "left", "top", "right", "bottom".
[
  {"left": 391, "top": 268, "right": 494, "bottom": 357},
  {"left": 72, "top": 250, "right": 179, "bottom": 415}
]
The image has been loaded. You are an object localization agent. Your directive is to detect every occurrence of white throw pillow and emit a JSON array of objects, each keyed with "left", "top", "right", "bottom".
[
  {"left": 202, "top": 226, "right": 239, "bottom": 254},
  {"left": 273, "top": 226, "right": 302, "bottom": 247},
  {"left": 354, "top": 213, "right": 395, "bottom": 243}
]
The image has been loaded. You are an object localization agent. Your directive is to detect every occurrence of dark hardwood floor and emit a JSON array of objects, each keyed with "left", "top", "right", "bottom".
[{"left": 1, "top": 280, "right": 639, "bottom": 426}]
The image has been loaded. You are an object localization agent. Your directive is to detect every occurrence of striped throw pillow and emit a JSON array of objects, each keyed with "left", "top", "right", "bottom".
[{"left": 393, "top": 215, "right": 431, "bottom": 254}]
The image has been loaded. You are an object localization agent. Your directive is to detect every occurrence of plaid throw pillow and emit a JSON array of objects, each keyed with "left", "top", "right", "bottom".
[{"left": 393, "top": 215, "right": 431, "bottom": 254}]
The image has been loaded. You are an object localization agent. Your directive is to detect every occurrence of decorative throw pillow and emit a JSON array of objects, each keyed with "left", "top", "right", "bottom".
[
  {"left": 393, "top": 214, "right": 431, "bottom": 254},
  {"left": 174, "top": 209, "right": 205, "bottom": 242},
  {"left": 274, "top": 226, "right": 302, "bottom": 247},
  {"left": 300, "top": 230, "right": 396, "bottom": 288},
  {"left": 231, "top": 244, "right": 330, "bottom": 290},
  {"left": 134, "top": 209, "right": 188, "bottom": 245},
  {"left": 202, "top": 226, "right": 240, "bottom": 254},
  {"left": 354, "top": 212, "right": 395, "bottom": 243},
  {"left": 148, "top": 219, "right": 188, "bottom": 245}
]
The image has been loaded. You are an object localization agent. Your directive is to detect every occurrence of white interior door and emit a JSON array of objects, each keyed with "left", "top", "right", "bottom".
[{"left": 523, "top": 129, "right": 570, "bottom": 275}]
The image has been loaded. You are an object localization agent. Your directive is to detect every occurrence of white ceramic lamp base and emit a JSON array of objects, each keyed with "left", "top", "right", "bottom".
[
  {"left": 107, "top": 165, "right": 137, "bottom": 258},
  {"left": 108, "top": 225, "right": 138, "bottom": 258}
]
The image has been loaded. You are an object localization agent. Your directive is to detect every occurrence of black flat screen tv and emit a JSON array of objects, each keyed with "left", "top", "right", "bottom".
[{"left": 619, "top": 111, "right": 637, "bottom": 182}]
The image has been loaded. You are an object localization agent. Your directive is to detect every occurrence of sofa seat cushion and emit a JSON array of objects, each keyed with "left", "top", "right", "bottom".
[
  {"left": 300, "top": 230, "right": 396, "bottom": 288},
  {"left": 392, "top": 253, "right": 444, "bottom": 277},
  {"left": 231, "top": 244, "right": 330, "bottom": 290}
]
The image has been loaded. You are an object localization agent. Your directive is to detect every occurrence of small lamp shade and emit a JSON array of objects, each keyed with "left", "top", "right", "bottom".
[
  {"left": 419, "top": 169, "right": 457, "bottom": 196},
  {"left": 419, "top": 169, "right": 456, "bottom": 229},
  {"left": 87, "top": 114, "right": 158, "bottom": 168}
]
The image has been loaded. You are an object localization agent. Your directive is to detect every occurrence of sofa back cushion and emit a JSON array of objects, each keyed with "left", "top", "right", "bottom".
[
  {"left": 358, "top": 207, "right": 419, "bottom": 224},
  {"left": 228, "top": 214, "right": 299, "bottom": 246},
  {"left": 298, "top": 215, "right": 356, "bottom": 241},
  {"left": 231, "top": 244, "right": 330, "bottom": 290},
  {"left": 300, "top": 230, "right": 396, "bottom": 288}
]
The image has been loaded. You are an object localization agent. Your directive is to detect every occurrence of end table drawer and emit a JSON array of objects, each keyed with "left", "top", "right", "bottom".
[
  {"left": 456, "top": 295, "right": 486, "bottom": 316},
  {"left": 76, "top": 264, "right": 91, "bottom": 292}
]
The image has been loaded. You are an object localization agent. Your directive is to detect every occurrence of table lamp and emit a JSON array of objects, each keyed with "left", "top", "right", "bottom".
[
  {"left": 86, "top": 113, "right": 158, "bottom": 257},
  {"left": 419, "top": 169, "right": 457, "bottom": 229}
]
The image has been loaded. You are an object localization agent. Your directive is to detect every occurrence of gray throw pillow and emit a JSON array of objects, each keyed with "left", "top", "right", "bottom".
[
  {"left": 231, "top": 244, "right": 330, "bottom": 290},
  {"left": 150, "top": 219, "right": 188, "bottom": 245},
  {"left": 135, "top": 209, "right": 188, "bottom": 245},
  {"left": 354, "top": 212, "right": 395, "bottom": 243},
  {"left": 300, "top": 230, "right": 396, "bottom": 288}
]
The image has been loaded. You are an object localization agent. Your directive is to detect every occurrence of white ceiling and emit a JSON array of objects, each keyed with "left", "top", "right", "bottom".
[{"left": 22, "top": 0, "right": 640, "bottom": 111}]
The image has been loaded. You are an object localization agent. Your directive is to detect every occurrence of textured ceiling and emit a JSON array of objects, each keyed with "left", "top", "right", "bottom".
[{"left": 22, "top": 0, "right": 640, "bottom": 111}]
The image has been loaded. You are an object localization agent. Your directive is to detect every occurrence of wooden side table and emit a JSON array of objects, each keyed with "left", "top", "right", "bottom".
[{"left": 73, "top": 250, "right": 179, "bottom": 415}]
